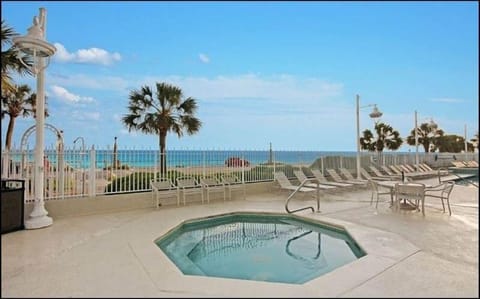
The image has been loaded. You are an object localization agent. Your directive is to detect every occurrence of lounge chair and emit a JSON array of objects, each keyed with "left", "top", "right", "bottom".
[
  {"left": 369, "top": 165, "right": 400, "bottom": 180},
  {"left": 359, "top": 167, "right": 391, "bottom": 181},
  {"left": 293, "top": 170, "right": 337, "bottom": 190},
  {"left": 381, "top": 165, "right": 399, "bottom": 177},
  {"left": 465, "top": 160, "right": 479, "bottom": 167},
  {"left": 339, "top": 168, "right": 369, "bottom": 184},
  {"left": 176, "top": 176, "right": 203, "bottom": 205},
  {"left": 311, "top": 169, "right": 355, "bottom": 188},
  {"left": 325, "top": 169, "right": 366, "bottom": 186},
  {"left": 400, "top": 164, "right": 438, "bottom": 178},
  {"left": 274, "top": 171, "right": 317, "bottom": 193},
  {"left": 388, "top": 165, "right": 404, "bottom": 176},
  {"left": 150, "top": 178, "right": 178, "bottom": 208},
  {"left": 388, "top": 165, "right": 428, "bottom": 180},
  {"left": 451, "top": 161, "right": 467, "bottom": 168},
  {"left": 221, "top": 174, "right": 246, "bottom": 200},
  {"left": 418, "top": 163, "right": 431, "bottom": 172},
  {"left": 200, "top": 177, "right": 226, "bottom": 203},
  {"left": 420, "top": 163, "right": 449, "bottom": 176}
]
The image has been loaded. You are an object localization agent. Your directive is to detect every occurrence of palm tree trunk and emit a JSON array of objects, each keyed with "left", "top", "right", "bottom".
[
  {"left": 159, "top": 132, "right": 167, "bottom": 178},
  {"left": 5, "top": 116, "right": 16, "bottom": 150}
]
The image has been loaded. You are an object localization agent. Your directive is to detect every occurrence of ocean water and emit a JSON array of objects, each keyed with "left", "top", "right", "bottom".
[{"left": 27, "top": 150, "right": 360, "bottom": 169}]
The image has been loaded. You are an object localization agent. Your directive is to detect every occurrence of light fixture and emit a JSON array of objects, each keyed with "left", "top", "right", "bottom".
[
  {"left": 356, "top": 95, "right": 383, "bottom": 179},
  {"left": 13, "top": 8, "right": 56, "bottom": 229}
]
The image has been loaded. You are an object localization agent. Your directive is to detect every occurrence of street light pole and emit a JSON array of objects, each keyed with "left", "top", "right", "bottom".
[
  {"left": 356, "top": 95, "right": 361, "bottom": 180},
  {"left": 13, "top": 8, "right": 56, "bottom": 229},
  {"left": 415, "top": 110, "right": 419, "bottom": 171},
  {"left": 356, "top": 94, "right": 382, "bottom": 179}
]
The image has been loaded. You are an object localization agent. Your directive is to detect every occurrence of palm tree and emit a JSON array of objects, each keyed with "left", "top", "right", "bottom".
[
  {"left": 360, "top": 122, "right": 403, "bottom": 160},
  {"left": 406, "top": 122, "right": 444, "bottom": 152},
  {"left": 470, "top": 132, "right": 479, "bottom": 152},
  {"left": 122, "top": 82, "right": 202, "bottom": 176},
  {"left": 1, "top": 84, "right": 39, "bottom": 150},
  {"left": 1, "top": 20, "right": 32, "bottom": 94}
]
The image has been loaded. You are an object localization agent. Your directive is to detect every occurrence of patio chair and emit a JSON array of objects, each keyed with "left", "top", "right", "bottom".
[
  {"left": 221, "top": 174, "right": 246, "bottom": 200},
  {"left": 338, "top": 168, "right": 369, "bottom": 185},
  {"left": 425, "top": 181, "right": 455, "bottom": 215},
  {"left": 200, "top": 177, "right": 226, "bottom": 203},
  {"left": 360, "top": 167, "right": 391, "bottom": 181},
  {"left": 293, "top": 170, "right": 337, "bottom": 191},
  {"left": 369, "top": 165, "right": 400, "bottom": 180},
  {"left": 176, "top": 176, "right": 203, "bottom": 205},
  {"left": 273, "top": 171, "right": 317, "bottom": 193},
  {"left": 394, "top": 182, "right": 426, "bottom": 215},
  {"left": 150, "top": 178, "right": 178, "bottom": 208},
  {"left": 311, "top": 169, "right": 355, "bottom": 188},
  {"left": 368, "top": 179, "right": 393, "bottom": 208},
  {"left": 325, "top": 169, "right": 365, "bottom": 186}
]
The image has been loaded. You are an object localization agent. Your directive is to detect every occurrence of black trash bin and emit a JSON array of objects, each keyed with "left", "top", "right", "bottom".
[{"left": 1, "top": 179, "right": 25, "bottom": 234}]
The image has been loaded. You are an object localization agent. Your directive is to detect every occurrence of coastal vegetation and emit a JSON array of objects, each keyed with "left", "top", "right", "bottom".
[
  {"left": 122, "top": 82, "right": 202, "bottom": 178},
  {"left": 359, "top": 122, "right": 403, "bottom": 154}
]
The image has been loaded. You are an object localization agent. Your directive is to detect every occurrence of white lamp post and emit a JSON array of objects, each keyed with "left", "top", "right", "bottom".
[
  {"left": 13, "top": 8, "right": 56, "bottom": 229},
  {"left": 414, "top": 111, "right": 437, "bottom": 171},
  {"left": 356, "top": 94, "right": 383, "bottom": 179}
]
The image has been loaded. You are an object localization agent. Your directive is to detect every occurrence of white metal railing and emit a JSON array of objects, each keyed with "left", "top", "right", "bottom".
[{"left": 1, "top": 145, "right": 478, "bottom": 203}]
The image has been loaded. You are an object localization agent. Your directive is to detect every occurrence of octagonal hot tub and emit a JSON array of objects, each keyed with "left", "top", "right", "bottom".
[{"left": 155, "top": 212, "right": 366, "bottom": 284}]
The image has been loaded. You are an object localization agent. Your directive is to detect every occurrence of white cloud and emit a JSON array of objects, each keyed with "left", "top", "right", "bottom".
[
  {"left": 50, "top": 85, "right": 95, "bottom": 104},
  {"left": 430, "top": 98, "right": 464, "bottom": 103},
  {"left": 53, "top": 43, "right": 121, "bottom": 66},
  {"left": 141, "top": 73, "right": 344, "bottom": 104},
  {"left": 49, "top": 73, "right": 129, "bottom": 91},
  {"left": 199, "top": 53, "right": 210, "bottom": 63}
]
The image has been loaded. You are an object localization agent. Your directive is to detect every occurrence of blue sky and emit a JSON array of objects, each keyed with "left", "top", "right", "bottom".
[{"left": 2, "top": 1, "right": 478, "bottom": 151}]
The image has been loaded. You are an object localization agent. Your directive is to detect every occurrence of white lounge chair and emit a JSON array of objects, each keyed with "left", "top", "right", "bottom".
[
  {"left": 326, "top": 169, "right": 366, "bottom": 186},
  {"left": 200, "top": 177, "right": 226, "bottom": 203},
  {"left": 360, "top": 167, "right": 391, "bottom": 181},
  {"left": 369, "top": 165, "right": 399, "bottom": 180},
  {"left": 150, "top": 178, "right": 178, "bottom": 208},
  {"left": 380, "top": 165, "right": 399, "bottom": 177},
  {"left": 221, "top": 174, "right": 246, "bottom": 200},
  {"left": 176, "top": 176, "right": 203, "bottom": 205},
  {"left": 293, "top": 170, "right": 337, "bottom": 190},
  {"left": 274, "top": 171, "right": 317, "bottom": 193},
  {"left": 310, "top": 169, "right": 355, "bottom": 188}
]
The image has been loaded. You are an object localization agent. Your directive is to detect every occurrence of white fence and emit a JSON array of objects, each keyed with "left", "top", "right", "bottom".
[{"left": 1, "top": 145, "right": 478, "bottom": 203}]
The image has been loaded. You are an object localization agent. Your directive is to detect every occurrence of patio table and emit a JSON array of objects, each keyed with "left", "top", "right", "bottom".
[{"left": 376, "top": 181, "right": 432, "bottom": 210}]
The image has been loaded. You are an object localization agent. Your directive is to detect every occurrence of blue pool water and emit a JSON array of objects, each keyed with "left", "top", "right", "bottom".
[
  {"left": 155, "top": 213, "right": 366, "bottom": 284},
  {"left": 454, "top": 175, "right": 478, "bottom": 186}
]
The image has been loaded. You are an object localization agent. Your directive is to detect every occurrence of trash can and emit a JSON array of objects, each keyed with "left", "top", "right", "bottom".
[{"left": 1, "top": 179, "right": 25, "bottom": 234}]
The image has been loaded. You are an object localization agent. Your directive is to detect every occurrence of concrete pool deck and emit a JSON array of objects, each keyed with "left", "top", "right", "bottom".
[{"left": 1, "top": 177, "right": 478, "bottom": 297}]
